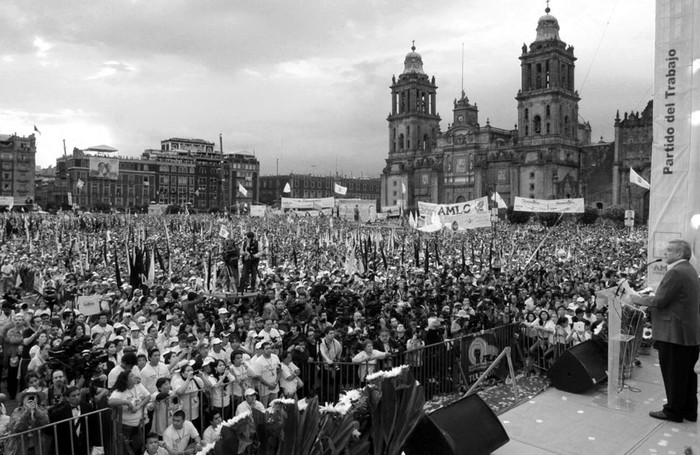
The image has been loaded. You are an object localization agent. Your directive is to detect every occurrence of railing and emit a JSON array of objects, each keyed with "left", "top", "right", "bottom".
[
  {"left": 0, "top": 406, "right": 119, "bottom": 455},
  {"left": 0, "top": 322, "right": 572, "bottom": 452}
]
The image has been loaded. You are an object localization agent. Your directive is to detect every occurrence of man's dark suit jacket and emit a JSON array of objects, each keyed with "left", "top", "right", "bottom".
[
  {"left": 640, "top": 260, "right": 700, "bottom": 346},
  {"left": 49, "top": 401, "right": 97, "bottom": 455}
]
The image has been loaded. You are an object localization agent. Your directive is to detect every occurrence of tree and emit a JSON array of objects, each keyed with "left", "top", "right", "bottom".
[
  {"left": 538, "top": 212, "right": 561, "bottom": 227},
  {"left": 506, "top": 206, "right": 531, "bottom": 224},
  {"left": 601, "top": 205, "right": 626, "bottom": 225},
  {"left": 577, "top": 205, "right": 599, "bottom": 225}
]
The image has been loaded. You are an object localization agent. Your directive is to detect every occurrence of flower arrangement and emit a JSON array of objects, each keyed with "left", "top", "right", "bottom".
[{"left": 195, "top": 365, "right": 430, "bottom": 455}]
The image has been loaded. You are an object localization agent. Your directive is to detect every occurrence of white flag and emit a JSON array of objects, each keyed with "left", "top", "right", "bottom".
[
  {"left": 334, "top": 183, "right": 347, "bottom": 195},
  {"left": 283, "top": 182, "right": 291, "bottom": 193},
  {"left": 629, "top": 168, "right": 650, "bottom": 190},
  {"left": 401, "top": 182, "right": 407, "bottom": 193},
  {"left": 491, "top": 191, "right": 507, "bottom": 209},
  {"left": 238, "top": 183, "right": 248, "bottom": 196},
  {"left": 77, "top": 179, "right": 84, "bottom": 189}
]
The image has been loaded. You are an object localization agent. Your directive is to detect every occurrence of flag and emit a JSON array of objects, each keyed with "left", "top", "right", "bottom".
[
  {"left": 491, "top": 191, "right": 508, "bottom": 209},
  {"left": 283, "top": 182, "right": 291, "bottom": 193},
  {"left": 401, "top": 181, "right": 406, "bottom": 193},
  {"left": 334, "top": 183, "right": 347, "bottom": 195},
  {"left": 76, "top": 179, "right": 84, "bottom": 190},
  {"left": 33, "top": 125, "right": 41, "bottom": 135},
  {"left": 629, "top": 168, "right": 650, "bottom": 190},
  {"left": 238, "top": 183, "right": 248, "bottom": 196},
  {"left": 219, "top": 225, "right": 230, "bottom": 239}
]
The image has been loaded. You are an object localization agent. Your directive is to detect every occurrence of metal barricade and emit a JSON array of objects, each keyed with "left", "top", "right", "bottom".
[{"left": 0, "top": 406, "right": 119, "bottom": 455}]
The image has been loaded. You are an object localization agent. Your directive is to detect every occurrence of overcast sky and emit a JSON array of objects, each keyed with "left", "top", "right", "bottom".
[{"left": 0, "top": 0, "right": 654, "bottom": 176}]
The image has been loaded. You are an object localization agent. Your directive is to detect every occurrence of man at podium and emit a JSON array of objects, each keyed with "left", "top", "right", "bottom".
[{"left": 627, "top": 239, "right": 700, "bottom": 423}]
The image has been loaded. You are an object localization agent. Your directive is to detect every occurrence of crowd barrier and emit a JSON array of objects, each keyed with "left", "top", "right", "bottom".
[
  {"left": 0, "top": 406, "right": 118, "bottom": 455},
  {"left": 0, "top": 322, "right": 572, "bottom": 453}
]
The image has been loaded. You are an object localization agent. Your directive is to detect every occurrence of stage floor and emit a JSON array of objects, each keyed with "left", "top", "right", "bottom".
[{"left": 494, "top": 350, "right": 698, "bottom": 455}]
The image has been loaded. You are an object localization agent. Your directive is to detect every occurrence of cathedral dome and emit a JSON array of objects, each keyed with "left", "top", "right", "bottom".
[
  {"left": 402, "top": 43, "right": 425, "bottom": 75},
  {"left": 535, "top": 7, "right": 560, "bottom": 41}
]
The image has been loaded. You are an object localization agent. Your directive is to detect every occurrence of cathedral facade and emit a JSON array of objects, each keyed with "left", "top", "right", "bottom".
[{"left": 380, "top": 8, "right": 593, "bottom": 211}]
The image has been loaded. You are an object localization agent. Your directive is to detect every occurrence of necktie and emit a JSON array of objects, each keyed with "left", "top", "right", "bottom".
[{"left": 72, "top": 407, "right": 81, "bottom": 437}]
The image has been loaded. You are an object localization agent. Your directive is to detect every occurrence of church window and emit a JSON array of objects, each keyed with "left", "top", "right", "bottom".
[
  {"left": 564, "top": 116, "right": 570, "bottom": 136},
  {"left": 546, "top": 123, "right": 550, "bottom": 134},
  {"left": 545, "top": 105, "right": 550, "bottom": 118},
  {"left": 524, "top": 108, "right": 529, "bottom": 120},
  {"left": 545, "top": 59, "right": 550, "bottom": 88},
  {"left": 530, "top": 172, "right": 535, "bottom": 179},
  {"left": 423, "top": 134, "right": 430, "bottom": 151},
  {"left": 529, "top": 183, "right": 535, "bottom": 191},
  {"left": 400, "top": 92, "right": 406, "bottom": 113},
  {"left": 399, "top": 134, "right": 405, "bottom": 150},
  {"left": 534, "top": 115, "right": 541, "bottom": 134},
  {"left": 524, "top": 125, "right": 529, "bottom": 136}
]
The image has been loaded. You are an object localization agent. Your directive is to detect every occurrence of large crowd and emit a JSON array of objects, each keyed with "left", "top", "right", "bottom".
[{"left": 0, "top": 211, "right": 648, "bottom": 455}]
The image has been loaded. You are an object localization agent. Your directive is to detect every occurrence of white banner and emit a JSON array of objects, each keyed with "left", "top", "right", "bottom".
[
  {"left": 513, "top": 197, "right": 584, "bottom": 213},
  {"left": 0, "top": 196, "right": 13, "bottom": 206},
  {"left": 337, "top": 199, "right": 377, "bottom": 222},
  {"left": 77, "top": 295, "right": 101, "bottom": 316},
  {"left": 250, "top": 205, "right": 266, "bottom": 218},
  {"left": 281, "top": 197, "right": 335, "bottom": 210},
  {"left": 649, "top": 0, "right": 700, "bottom": 285},
  {"left": 148, "top": 204, "right": 168, "bottom": 216},
  {"left": 418, "top": 196, "right": 491, "bottom": 230}
]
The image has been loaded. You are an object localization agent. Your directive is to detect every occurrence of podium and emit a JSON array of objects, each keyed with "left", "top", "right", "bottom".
[{"left": 607, "top": 293, "right": 646, "bottom": 411}]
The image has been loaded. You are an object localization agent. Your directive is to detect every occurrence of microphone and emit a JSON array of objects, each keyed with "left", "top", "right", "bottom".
[{"left": 615, "top": 259, "right": 662, "bottom": 297}]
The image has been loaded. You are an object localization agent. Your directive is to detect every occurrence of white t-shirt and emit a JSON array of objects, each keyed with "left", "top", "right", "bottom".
[
  {"left": 109, "top": 385, "right": 149, "bottom": 426},
  {"left": 163, "top": 420, "right": 199, "bottom": 453},
  {"left": 140, "top": 362, "right": 171, "bottom": 394},
  {"left": 249, "top": 354, "right": 280, "bottom": 396}
]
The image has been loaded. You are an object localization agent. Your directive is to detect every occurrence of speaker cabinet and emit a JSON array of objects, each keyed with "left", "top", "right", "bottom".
[
  {"left": 547, "top": 340, "right": 608, "bottom": 394},
  {"left": 404, "top": 394, "right": 509, "bottom": 455}
]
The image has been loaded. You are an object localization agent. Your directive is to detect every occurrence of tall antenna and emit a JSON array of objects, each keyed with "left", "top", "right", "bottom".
[{"left": 461, "top": 42, "right": 464, "bottom": 93}]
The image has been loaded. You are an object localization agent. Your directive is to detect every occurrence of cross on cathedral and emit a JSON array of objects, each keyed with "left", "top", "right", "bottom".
[{"left": 545, "top": 0, "right": 551, "bottom": 13}]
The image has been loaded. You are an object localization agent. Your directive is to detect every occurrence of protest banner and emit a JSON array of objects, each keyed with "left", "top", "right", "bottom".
[
  {"left": 77, "top": 295, "right": 102, "bottom": 315},
  {"left": 417, "top": 196, "right": 491, "bottom": 230},
  {"left": 250, "top": 205, "right": 266, "bottom": 218},
  {"left": 337, "top": 199, "right": 377, "bottom": 222},
  {"left": 513, "top": 197, "right": 584, "bottom": 213}
]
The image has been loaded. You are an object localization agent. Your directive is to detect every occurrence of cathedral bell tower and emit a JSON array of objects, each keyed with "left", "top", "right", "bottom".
[
  {"left": 381, "top": 43, "right": 442, "bottom": 211},
  {"left": 516, "top": 6, "right": 579, "bottom": 144}
]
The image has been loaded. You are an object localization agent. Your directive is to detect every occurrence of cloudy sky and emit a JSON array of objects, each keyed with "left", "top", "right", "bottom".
[{"left": 0, "top": 0, "right": 654, "bottom": 176}]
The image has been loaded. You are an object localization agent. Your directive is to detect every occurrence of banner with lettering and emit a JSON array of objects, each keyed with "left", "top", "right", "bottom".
[
  {"left": 250, "top": 205, "right": 266, "bottom": 218},
  {"left": 648, "top": 0, "right": 700, "bottom": 285},
  {"left": 337, "top": 199, "right": 377, "bottom": 222},
  {"left": 281, "top": 197, "right": 335, "bottom": 211},
  {"left": 417, "top": 196, "right": 491, "bottom": 230},
  {"left": 513, "top": 197, "right": 584, "bottom": 213}
]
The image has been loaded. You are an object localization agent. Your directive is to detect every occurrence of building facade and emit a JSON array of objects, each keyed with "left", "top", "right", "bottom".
[
  {"left": 0, "top": 133, "right": 36, "bottom": 208},
  {"left": 259, "top": 174, "right": 380, "bottom": 207},
  {"left": 381, "top": 7, "right": 594, "bottom": 211},
  {"left": 52, "top": 138, "right": 259, "bottom": 212}
]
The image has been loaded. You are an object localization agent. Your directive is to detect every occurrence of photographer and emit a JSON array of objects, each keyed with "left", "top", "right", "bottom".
[
  {"left": 6, "top": 387, "right": 50, "bottom": 455},
  {"left": 171, "top": 363, "right": 211, "bottom": 431},
  {"left": 239, "top": 231, "right": 261, "bottom": 293}
]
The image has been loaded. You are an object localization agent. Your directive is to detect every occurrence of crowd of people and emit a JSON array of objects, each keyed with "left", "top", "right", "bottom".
[{"left": 0, "top": 211, "right": 648, "bottom": 454}]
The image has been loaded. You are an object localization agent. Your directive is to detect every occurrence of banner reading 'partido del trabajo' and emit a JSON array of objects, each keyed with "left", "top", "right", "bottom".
[{"left": 648, "top": 0, "right": 700, "bottom": 286}]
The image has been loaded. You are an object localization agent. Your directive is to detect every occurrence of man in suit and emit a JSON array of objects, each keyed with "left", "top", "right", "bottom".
[
  {"left": 629, "top": 239, "right": 700, "bottom": 423},
  {"left": 49, "top": 386, "right": 97, "bottom": 455}
]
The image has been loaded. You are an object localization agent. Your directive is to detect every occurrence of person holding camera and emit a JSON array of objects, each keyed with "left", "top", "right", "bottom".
[
  {"left": 5, "top": 386, "right": 50, "bottom": 455},
  {"left": 171, "top": 363, "right": 211, "bottom": 431}
]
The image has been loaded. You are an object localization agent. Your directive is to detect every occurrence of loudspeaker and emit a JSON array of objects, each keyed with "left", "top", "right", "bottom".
[
  {"left": 404, "top": 394, "right": 509, "bottom": 455},
  {"left": 547, "top": 340, "right": 607, "bottom": 393}
]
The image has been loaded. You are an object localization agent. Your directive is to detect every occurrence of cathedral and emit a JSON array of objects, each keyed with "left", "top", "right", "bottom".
[{"left": 380, "top": 7, "right": 594, "bottom": 211}]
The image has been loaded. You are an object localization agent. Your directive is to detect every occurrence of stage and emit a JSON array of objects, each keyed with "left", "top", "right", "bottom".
[{"left": 493, "top": 350, "right": 698, "bottom": 455}]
